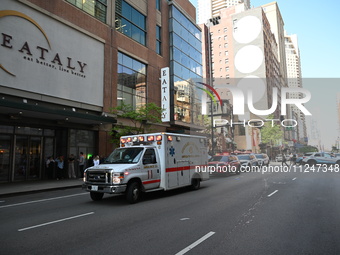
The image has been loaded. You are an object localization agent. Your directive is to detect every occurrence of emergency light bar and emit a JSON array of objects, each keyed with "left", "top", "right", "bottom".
[{"left": 147, "top": 135, "right": 154, "bottom": 141}]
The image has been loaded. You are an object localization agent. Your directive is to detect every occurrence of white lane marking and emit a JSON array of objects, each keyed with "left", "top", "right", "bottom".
[
  {"left": 267, "top": 190, "right": 278, "bottom": 197},
  {"left": 175, "top": 231, "right": 215, "bottom": 255},
  {"left": 18, "top": 212, "right": 94, "bottom": 232},
  {"left": 180, "top": 218, "right": 190, "bottom": 221},
  {"left": 292, "top": 177, "right": 297, "bottom": 181},
  {"left": 0, "top": 193, "right": 87, "bottom": 209}
]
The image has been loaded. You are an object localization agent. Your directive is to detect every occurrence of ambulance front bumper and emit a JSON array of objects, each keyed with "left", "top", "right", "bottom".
[{"left": 82, "top": 183, "right": 127, "bottom": 194}]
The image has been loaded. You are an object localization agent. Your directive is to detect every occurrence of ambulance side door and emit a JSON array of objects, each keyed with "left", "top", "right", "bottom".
[{"left": 142, "top": 148, "right": 160, "bottom": 190}]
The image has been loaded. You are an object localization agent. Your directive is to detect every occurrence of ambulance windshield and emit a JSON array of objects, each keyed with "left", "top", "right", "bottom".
[{"left": 104, "top": 147, "right": 144, "bottom": 164}]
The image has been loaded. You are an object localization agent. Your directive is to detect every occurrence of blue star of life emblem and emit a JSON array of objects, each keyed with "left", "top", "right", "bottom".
[{"left": 169, "top": 146, "right": 175, "bottom": 157}]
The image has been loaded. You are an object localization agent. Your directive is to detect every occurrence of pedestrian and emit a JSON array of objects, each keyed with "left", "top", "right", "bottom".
[
  {"left": 68, "top": 154, "right": 76, "bottom": 178},
  {"left": 55, "top": 156, "right": 64, "bottom": 180},
  {"left": 46, "top": 156, "right": 55, "bottom": 179},
  {"left": 78, "top": 152, "right": 85, "bottom": 178},
  {"left": 93, "top": 155, "right": 100, "bottom": 166},
  {"left": 282, "top": 155, "right": 289, "bottom": 167},
  {"left": 290, "top": 154, "right": 297, "bottom": 166}
]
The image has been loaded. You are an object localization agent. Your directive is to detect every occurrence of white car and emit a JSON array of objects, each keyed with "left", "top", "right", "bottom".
[
  {"left": 255, "top": 154, "right": 270, "bottom": 166},
  {"left": 301, "top": 152, "right": 340, "bottom": 166}
]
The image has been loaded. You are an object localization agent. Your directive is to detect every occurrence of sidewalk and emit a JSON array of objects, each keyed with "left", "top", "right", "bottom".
[{"left": 0, "top": 178, "right": 83, "bottom": 197}]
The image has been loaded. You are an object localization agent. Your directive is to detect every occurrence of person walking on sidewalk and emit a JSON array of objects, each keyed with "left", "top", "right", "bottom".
[
  {"left": 290, "top": 154, "right": 297, "bottom": 166},
  {"left": 282, "top": 155, "right": 289, "bottom": 167},
  {"left": 68, "top": 154, "right": 76, "bottom": 179},
  {"left": 46, "top": 156, "right": 55, "bottom": 179},
  {"left": 78, "top": 152, "right": 85, "bottom": 178},
  {"left": 55, "top": 156, "right": 64, "bottom": 180}
]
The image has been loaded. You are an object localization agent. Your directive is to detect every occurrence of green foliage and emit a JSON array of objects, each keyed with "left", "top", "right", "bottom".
[
  {"left": 260, "top": 115, "right": 284, "bottom": 146},
  {"left": 110, "top": 102, "right": 163, "bottom": 145},
  {"left": 331, "top": 146, "right": 338, "bottom": 152},
  {"left": 197, "top": 114, "right": 212, "bottom": 135},
  {"left": 299, "top": 145, "right": 318, "bottom": 153}
]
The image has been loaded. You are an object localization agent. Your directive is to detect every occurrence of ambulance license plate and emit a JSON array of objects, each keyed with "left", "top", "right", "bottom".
[{"left": 91, "top": 185, "right": 98, "bottom": 191}]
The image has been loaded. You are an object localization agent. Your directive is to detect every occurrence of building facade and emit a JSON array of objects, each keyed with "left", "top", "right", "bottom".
[
  {"left": 199, "top": 4, "right": 282, "bottom": 153},
  {"left": 0, "top": 0, "right": 201, "bottom": 183},
  {"left": 197, "top": 0, "right": 250, "bottom": 24},
  {"left": 284, "top": 32, "right": 307, "bottom": 147}
]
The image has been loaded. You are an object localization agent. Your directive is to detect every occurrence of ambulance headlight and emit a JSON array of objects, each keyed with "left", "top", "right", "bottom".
[{"left": 112, "top": 173, "right": 124, "bottom": 184}]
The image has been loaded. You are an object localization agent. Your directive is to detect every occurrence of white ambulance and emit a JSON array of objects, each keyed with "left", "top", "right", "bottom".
[{"left": 82, "top": 133, "right": 209, "bottom": 203}]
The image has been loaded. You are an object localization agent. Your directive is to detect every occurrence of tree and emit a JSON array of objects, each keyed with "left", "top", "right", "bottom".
[
  {"left": 260, "top": 115, "right": 284, "bottom": 146},
  {"left": 110, "top": 102, "right": 163, "bottom": 146},
  {"left": 299, "top": 145, "right": 318, "bottom": 153}
]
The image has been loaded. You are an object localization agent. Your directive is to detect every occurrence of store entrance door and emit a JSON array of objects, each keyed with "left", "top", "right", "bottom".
[{"left": 14, "top": 136, "right": 42, "bottom": 181}]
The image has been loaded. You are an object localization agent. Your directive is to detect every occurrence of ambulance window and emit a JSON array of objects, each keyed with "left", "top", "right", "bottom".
[{"left": 143, "top": 149, "right": 157, "bottom": 164}]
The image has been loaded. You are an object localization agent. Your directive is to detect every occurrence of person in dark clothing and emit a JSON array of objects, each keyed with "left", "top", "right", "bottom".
[
  {"left": 290, "top": 154, "right": 297, "bottom": 166},
  {"left": 282, "top": 155, "right": 289, "bottom": 167},
  {"left": 46, "top": 156, "right": 55, "bottom": 179},
  {"left": 55, "top": 156, "right": 64, "bottom": 180}
]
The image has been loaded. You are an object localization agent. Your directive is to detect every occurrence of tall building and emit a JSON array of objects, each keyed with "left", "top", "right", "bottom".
[
  {"left": 260, "top": 2, "right": 287, "bottom": 88},
  {"left": 197, "top": 0, "right": 250, "bottom": 24},
  {"left": 200, "top": 4, "right": 281, "bottom": 152},
  {"left": 0, "top": 0, "right": 202, "bottom": 183},
  {"left": 284, "top": 32, "right": 307, "bottom": 146}
]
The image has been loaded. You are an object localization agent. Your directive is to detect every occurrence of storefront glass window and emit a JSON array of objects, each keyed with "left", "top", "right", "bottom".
[
  {"left": 0, "top": 135, "right": 11, "bottom": 182},
  {"left": 117, "top": 52, "right": 147, "bottom": 109},
  {"left": 66, "top": 0, "right": 107, "bottom": 23},
  {"left": 169, "top": 5, "right": 203, "bottom": 126},
  {"left": 115, "top": 0, "right": 146, "bottom": 45}
]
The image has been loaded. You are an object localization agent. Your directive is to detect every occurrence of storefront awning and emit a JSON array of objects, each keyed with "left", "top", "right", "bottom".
[{"left": 0, "top": 95, "right": 116, "bottom": 127}]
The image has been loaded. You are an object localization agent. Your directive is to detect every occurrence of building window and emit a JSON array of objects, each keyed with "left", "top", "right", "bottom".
[
  {"left": 225, "top": 58, "right": 229, "bottom": 64},
  {"left": 156, "top": 0, "right": 161, "bottom": 11},
  {"left": 224, "top": 43, "right": 228, "bottom": 48},
  {"left": 156, "top": 25, "right": 162, "bottom": 55},
  {"left": 117, "top": 52, "right": 147, "bottom": 109},
  {"left": 170, "top": 5, "right": 203, "bottom": 125},
  {"left": 225, "top": 51, "right": 229, "bottom": 56},
  {"left": 115, "top": 0, "right": 146, "bottom": 45},
  {"left": 66, "top": 0, "right": 107, "bottom": 23}
]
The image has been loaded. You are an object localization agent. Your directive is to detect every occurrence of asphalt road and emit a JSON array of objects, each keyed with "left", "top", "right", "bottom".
[{"left": 1, "top": 165, "right": 340, "bottom": 255}]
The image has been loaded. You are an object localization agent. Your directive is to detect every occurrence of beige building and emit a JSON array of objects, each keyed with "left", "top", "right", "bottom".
[
  {"left": 200, "top": 4, "right": 282, "bottom": 153},
  {"left": 285, "top": 32, "right": 307, "bottom": 146},
  {"left": 197, "top": 0, "right": 250, "bottom": 24}
]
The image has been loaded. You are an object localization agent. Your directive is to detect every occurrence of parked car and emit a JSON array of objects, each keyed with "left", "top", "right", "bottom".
[
  {"left": 301, "top": 152, "right": 340, "bottom": 166},
  {"left": 254, "top": 153, "right": 270, "bottom": 166},
  {"left": 275, "top": 154, "right": 283, "bottom": 162},
  {"left": 208, "top": 155, "right": 241, "bottom": 174},
  {"left": 236, "top": 154, "right": 258, "bottom": 169}
]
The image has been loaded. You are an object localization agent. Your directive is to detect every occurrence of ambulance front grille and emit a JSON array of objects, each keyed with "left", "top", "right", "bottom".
[{"left": 87, "top": 171, "right": 111, "bottom": 184}]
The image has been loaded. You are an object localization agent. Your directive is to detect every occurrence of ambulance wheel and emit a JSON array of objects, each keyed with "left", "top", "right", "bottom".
[
  {"left": 191, "top": 178, "right": 201, "bottom": 190},
  {"left": 90, "top": 192, "right": 104, "bottom": 201},
  {"left": 126, "top": 181, "right": 141, "bottom": 204}
]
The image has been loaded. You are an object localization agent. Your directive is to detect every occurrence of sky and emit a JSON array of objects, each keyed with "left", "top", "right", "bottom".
[{"left": 189, "top": 0, "right": 340, "bottom": 150}]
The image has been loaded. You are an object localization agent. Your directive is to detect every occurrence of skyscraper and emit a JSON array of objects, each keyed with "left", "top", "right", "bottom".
[
  {"left": 197, "top": 0, "right": 250, "bottom": 24},
  {"left": 284, "top": 32, "right": 307, "bottom": 145}
]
